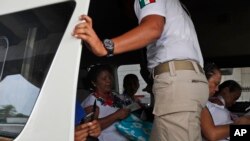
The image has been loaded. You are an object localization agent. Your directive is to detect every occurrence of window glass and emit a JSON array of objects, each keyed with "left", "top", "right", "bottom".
[
  {"left": 0, "top": 1, "right": 75, "bottom": 138},
  {"left": 221, "top": 67, "right": 250, "bottom": 102},
  {"left": 117, "top": 65, "right": 250, "bottom": 105},
  {"left": 117, "top": 64, "right": 151, "bottom": 105}
]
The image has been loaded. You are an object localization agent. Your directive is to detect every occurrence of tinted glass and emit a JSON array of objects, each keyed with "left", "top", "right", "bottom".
[{"left": 0, "top": 1, "right": 75, "bottom": 138}]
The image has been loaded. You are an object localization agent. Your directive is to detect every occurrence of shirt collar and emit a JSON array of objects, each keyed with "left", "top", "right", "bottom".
[{"left": 218, "top": 95, "right": 226, "bottom": 106}]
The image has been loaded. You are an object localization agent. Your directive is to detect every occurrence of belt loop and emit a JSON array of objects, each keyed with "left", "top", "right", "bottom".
[
  {"left": 169, "top": 61, "right": 176, "bottom": 76},
  {"left": 191, "top": 61, "right": 200, "bottom": 74}
]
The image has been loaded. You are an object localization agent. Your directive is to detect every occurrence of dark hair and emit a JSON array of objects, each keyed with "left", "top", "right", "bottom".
[
  {"left": 204, "top": 62, "right": 220, "bottom": 80},
  {"left": 86, "top": 64, "right": 113, "bottom": 90},
  {"left": 218, "top": 80, "right": 242, "bottom": 94},
  {"left": 123, "top": 74, "right": 139, "bottom": 96}
]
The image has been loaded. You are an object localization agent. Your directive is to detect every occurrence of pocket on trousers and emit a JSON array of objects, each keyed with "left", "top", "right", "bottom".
[
  {"left": 190, "top": 78, "right": 209, "bottom": 108},
  {"left": 191, "top": 79, "right": 207, "bottom": 84},
  {"left": 152, "top": 74, "right": 174, "bottom": 116}
]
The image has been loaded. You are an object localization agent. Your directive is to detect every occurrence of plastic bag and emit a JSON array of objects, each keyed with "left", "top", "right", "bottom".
[{"left": 115, "top": 114, "right": 152, "bottom": 141}]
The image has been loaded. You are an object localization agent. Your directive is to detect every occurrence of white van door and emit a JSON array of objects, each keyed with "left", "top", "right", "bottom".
[{"left": 0, "top": 0, "right": 90, "bottom": 140}]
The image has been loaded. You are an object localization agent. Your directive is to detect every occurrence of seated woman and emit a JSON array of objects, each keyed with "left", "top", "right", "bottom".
[
  {"left": 81, "top": 64, "right": 130, "bottom": 141},
  {"left": 201, "top": 63, "right": 250, "bottom": 141}
]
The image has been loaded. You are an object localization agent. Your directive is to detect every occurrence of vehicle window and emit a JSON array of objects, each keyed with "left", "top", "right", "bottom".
[
  {"left": 0, "top": 1, "right": 75, "bottom": 138},
  {"left": 221, "top": 67, "right": 250, "bottom": 101},
  {"left": 117, "top": 65, "right": 250, "bottom": 103},
  {"left": 117, "top": 64, "right": 151, "bottom": 105}
]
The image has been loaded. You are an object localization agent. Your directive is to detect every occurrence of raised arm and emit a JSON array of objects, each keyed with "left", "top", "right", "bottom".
[{"left": 72, "top": 14, "right": 165, "bottom": 57}]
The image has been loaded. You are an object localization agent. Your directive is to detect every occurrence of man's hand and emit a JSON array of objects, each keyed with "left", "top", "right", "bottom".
[
  {"left": 72, "top": 15, "right": 107, "bottom": 57},
  {"left": 75, "top": 120, "right": 101, "bottom": 141},
  {"left": 88, "top": 120, "right": 101, "bottom": 137},
  {"left": 75, "top": 123, "right": 89, "bottom": 141}
]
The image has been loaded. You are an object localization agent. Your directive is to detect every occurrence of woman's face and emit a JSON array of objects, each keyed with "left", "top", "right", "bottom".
[
  {"left": 208, "top": 70, "right": 222, "bottom": 97},
  {"left": 94, "top": 70, "right": 113, "bottom": 94}
]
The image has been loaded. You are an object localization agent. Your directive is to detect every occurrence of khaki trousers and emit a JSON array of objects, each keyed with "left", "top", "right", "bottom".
[{"left": 150, "top": 60, "right": 209, "bottom": 141}]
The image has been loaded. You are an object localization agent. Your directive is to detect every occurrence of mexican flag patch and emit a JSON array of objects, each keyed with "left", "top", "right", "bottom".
[{"left": 139, "top": 0, "right": 156, "bottom": 9}]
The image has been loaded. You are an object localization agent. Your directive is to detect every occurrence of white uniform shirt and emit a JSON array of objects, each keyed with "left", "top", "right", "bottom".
[
  {"left": 134, "top": 0, "right": 204, "bottom": 71},
  {"left": 81, "top": 94, "right": 128, "bottom": 141}
]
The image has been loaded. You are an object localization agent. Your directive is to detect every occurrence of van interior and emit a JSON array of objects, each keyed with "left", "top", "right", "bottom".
[
  {"left": 78, "top": 0, "right": 250, "bottom": 111},
  {"left": 1, "top": 0, "right": 250, "bottom": 140}
]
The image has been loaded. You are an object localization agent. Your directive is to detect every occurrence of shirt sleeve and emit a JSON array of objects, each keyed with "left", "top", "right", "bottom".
[
  {"left": 134, "top": 0, "right": 166, "bottom": 23},
  {"left": 81, "top": 94, "right": 96, "bottom": 108}
]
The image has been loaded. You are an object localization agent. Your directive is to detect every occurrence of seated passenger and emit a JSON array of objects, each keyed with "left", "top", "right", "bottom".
[
  {"left": 121, "top": 74, "right": 140, "bottom": 106},
  {"left": 81, "top": 64, "right": 130, "bottom": 141},
  {"left": 209, "top": 80, "right": 242, "bottom": 124},
  {"left": 201, "top": 63, "right": 250, "bottom": 141}
]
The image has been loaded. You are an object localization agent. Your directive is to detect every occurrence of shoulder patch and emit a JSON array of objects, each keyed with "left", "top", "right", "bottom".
[{"left": 139, "top": 0, "right": 156, "bottom": 9}]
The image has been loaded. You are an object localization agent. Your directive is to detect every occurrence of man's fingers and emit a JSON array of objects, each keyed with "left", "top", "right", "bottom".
[{"left": 80, "top": 15, "right": 92, "bottom": 27}]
